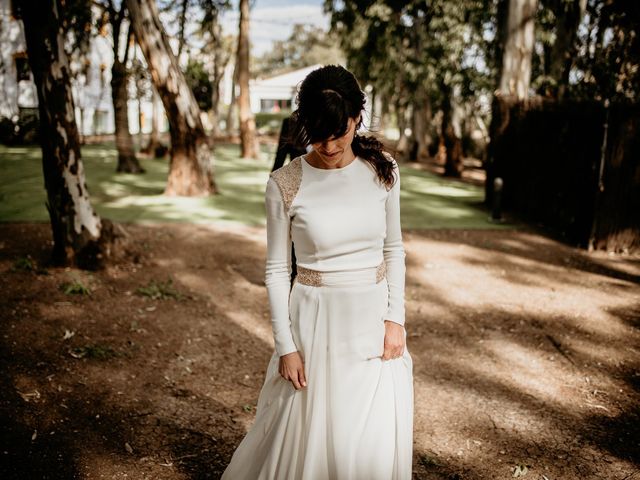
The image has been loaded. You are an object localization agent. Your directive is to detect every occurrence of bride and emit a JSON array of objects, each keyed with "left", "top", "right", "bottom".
[{"left": 221, "top": 64, "right": 414, "bottom": 479}]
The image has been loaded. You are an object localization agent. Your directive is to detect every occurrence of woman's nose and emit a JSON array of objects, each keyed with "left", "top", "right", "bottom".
[{"left": 323, "top": 139, "right": 337, "bottom": 151}]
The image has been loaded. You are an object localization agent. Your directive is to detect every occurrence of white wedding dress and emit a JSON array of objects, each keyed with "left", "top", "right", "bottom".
[{"left": 221, "top": 154, "right": 414, "bottom": 479}]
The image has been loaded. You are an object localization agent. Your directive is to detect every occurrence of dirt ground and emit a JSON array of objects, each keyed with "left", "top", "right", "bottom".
[{"left": 0, "top": 223, "right": 638, "bottom": 480}]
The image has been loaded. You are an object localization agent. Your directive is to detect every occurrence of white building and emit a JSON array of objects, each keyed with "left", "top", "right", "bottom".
[
  {"left": 0, "top": 0, "right": 165, "bottom": 137},
  {"left": 0, "top": 0, "right": 37, "bottom": 121},
  {"left": 247, "top": 64, "right": 322, "bottom": 113},
  {"left": 0, "top": 1, "right": 349, "bottom": 136}
]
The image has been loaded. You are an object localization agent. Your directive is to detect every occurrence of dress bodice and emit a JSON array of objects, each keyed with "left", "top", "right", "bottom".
[{"left": 265, "top": 154, "right": 406, "bottom": 356}]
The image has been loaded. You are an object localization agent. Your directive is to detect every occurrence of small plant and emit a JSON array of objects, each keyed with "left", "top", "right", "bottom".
[
  {"left": 12, "top": 256, "right": 35, "bottom": 272},
  {"left": 136, "top": 278, "right": 183, "bottom": 300},
  {"left": 60, "top": 277, "right": 91, "bottom": 295},
  {"left": 418, "top": 452, "right": 440, "bottom": 468},
  {"left": 69, "top": 343, "right": 116, "bottom": 360}
]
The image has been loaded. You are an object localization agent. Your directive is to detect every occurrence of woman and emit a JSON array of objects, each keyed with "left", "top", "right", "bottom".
[{"left": 222, "top": 65, "right": 414, "bottom": 479}]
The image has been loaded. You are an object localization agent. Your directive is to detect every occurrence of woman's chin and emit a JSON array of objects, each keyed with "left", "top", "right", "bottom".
[{"left": 318, "top": 153, "right": 344, "bottom": 166}]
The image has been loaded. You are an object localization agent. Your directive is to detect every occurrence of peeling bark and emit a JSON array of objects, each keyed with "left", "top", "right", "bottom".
[
  {"left": 22, "top": 0, "right": 115, "bottom": 268},
  {"left": 498, "top": 0, "right": 538, "bottom": 100},
  {"left": 126, "top": 0, "right": 217, "bottom": 196}
]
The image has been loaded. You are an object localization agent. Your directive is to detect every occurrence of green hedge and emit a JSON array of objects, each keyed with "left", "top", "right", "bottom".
[{"left": 255, "top": 111, "right": 291, "bottom": 135}]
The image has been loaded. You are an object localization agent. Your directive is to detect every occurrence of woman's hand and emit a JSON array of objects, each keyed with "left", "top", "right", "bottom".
[
  {"left": 278, "top": 351, "right": 307, "bottom": 390},
  {"left": 382, "top": 320, "right": 405, "bottom": 360}
]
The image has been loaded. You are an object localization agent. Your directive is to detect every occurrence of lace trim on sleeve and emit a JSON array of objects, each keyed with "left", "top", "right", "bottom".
[{"left": 269, "top": 156, "right": 303, "bottom": 213}]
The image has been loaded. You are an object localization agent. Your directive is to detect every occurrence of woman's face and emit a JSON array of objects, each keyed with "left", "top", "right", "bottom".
[{"left": 311, "top": 116, "right": 360, "bottom": 167}]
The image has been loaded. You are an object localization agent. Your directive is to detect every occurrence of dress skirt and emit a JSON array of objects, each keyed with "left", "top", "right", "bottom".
[{"left": 222, "top": 266, "right": 414, "bottom": 480}]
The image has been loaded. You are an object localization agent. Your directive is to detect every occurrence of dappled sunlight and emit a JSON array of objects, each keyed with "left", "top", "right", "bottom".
[
  {"left": 568, "top": 335, "right": 637, "bottom": 368},
  {"left": 1, "top": 223, "right": 638, "bottom": 479},
  {"left": 401, "top": 229, "right": 639, "bottom": 476},
  {"left": 483, "top": 339, "right": 571, "bottom": 402},
  {"left": 0, "top": 142, "right": 521, "bottom": 233},
  {"left": 403, "top": 178, "right": 482, "bottom": 198},
  {"left": 225, "top": 310, "right": 274, "bottom": 352},
  {"left": 406, "top": 234, "right": 637, "bottom": 341}
]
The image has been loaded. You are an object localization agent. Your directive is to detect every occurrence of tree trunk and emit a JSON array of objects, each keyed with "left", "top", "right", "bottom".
[
  {"left": 377, "top": 93, "right": 388, "bottom": 132},
  {"left": 78, "top": 107, "right": 85, "bottom": 144},
  {"left": 109, "top": 11, "right": 143, "bottom": 173},
  {"left": 486, "top": 0, "right": 538, "bottom": 203},
  {"left": 112, "top": 58, "right": 143, "bottom": 172},
  {"left": 498, "top": 0, "right": 538, "bottom": 100},
  {"left": 409, "top": 84, "right": 431, "bottom": 162},
  {"left": 549, "top": 0, "right": 586, "bottom": 99},
  {"left": 126, "top": 0, "right": 217, "bottom": 196},
  {"left": 209, "top": 10, "right": 229, "bottom": 140},
  {"left": 137, "top": 91, "right": 143, "bottom": 146},
  {"left": 442, "top": 85, "right": 463, "bottom": 177},
  {"left": 237, "top": 0, "right": 259, "bottom": 159},
  {"left": 177, "top": 0, "right": 189, "bottom": 59},
  {"left": 22, "top": 0, "right": 114, "bottom": 268},
  {"left": 142, "top": 87, "right": 163, "bottom": 155},
  {"left": 210, "top": 74, "right": 222, "bottom": 138},
  {"left": 395, "top": 100, "right": 409, "bottom": 160},
  {"left": 226, "top": 62, "right": 238, "bottom": 135}
]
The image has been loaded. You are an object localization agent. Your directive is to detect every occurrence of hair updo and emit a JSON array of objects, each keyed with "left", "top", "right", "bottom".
[{"left": 290, "top": 65, "right": 396, "bottom": 190}]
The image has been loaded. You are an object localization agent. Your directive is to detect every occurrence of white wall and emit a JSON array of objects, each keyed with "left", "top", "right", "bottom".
[
  {"left": 0, "top": 0, "right": 36, "bottom": 119},
  {"left": 0, "top": 2, "right": 168, "bottom": 137}
]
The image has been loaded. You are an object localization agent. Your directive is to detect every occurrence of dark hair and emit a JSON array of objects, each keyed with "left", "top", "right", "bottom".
[{"left": 290, "top": 65, "right": 396, "bottom": 190}]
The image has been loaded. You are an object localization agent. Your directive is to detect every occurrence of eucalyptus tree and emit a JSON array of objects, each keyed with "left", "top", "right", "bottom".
[
  {"left": 570, "top": 0, "right": 640, "bottom": 102},
  {"left": 21, "top": 0, "right": 115, "bottom": 268},
  {"left": 126, "top": 0, "right": 218, "bottom": 196},
  {"left": 236, "top": 0, "right": 259, "bottom": 159},
  {"left": 486, "top": 0, "right": 538, "bottom": 202},
  {"left": 199, "top": 0, "right": 232, "bottom": 138},
  {"left": 96, "top": 0, "right": 145, "bottom": 173},
  {"left": 326, "top": 0, "right": 494, "bottom": 176},
  {"left": 254, "top": 25, "right": 344, "bottom": 78}
]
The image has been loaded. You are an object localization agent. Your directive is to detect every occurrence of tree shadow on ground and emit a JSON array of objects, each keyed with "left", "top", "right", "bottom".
[
  {"left": 1, "top": 224, "right": 638, "bottom": 479},
  {"left": 412, "top": 229, "right": 640, "bottom": 286}
]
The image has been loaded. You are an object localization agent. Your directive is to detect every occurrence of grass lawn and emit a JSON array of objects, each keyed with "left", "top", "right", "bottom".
[{"left": 0, "top": 142, "right": 515, "bottom": 229}]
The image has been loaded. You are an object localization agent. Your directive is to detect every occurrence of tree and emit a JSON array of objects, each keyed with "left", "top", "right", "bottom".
[
  {"left": 326, "top": 0, "right": 493, "bottom": 176},
  {"left": 98, "top": 1, "right": 145, "bottom": 173},
  {"left": 21, "top": 0, "right": 115, "bottom": 268},
  {"left": 126, "top": 0, "right": 217, "bottom": 196},
  {"left": 200, "top": 0, "right": 233, "bottom": 138},
  {"left": 496, "top": 0, "right": 538, "bottom": 99},
  {"left": 547, "top": 0, "right": 586, "bottom": 99},
  {"left": 236, "top": 0, "right": 259, "bottom": 159},
  {"left": 185, "top": 59, "right": 213, "bottom": 111},
  {"left": 225, "top": 60, "right": 238, "bottom": 134},
  {"left": 570, "top": 0, "right": 640, "bottom": 103},
  {"left": 253, "top": 24, "right": 344, "bottom": 78},
  {"left": 140, "top": 86, "right": 165, "bottom": 155},
  {"left": 486, "top": 0, "right": 538, "bottom": 202}
]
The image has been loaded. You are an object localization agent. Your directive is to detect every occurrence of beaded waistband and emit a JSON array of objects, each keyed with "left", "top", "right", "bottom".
[{"left": 294, "top": 260, "right": 387, "bottom": 287}]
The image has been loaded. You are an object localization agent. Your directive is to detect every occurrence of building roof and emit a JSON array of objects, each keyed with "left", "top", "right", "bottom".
[{"left": 253, "top": 64, "right": 323, "bottom": 88}]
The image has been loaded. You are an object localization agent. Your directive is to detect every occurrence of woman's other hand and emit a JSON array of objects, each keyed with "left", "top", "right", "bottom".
[
  {"left": 382, "top": 320, "right": 405, "bottom": 360},
  {"left": 278, "top": 351, "right": 307, "bottom": 390}
]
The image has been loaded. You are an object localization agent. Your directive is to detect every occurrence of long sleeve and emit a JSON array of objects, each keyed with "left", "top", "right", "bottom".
[
  {"left": 264, "top": 176, "right": 298, "bottom": 356},
  {"left": 383, "top": 161, "right": 407, "bottom": 326}
]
